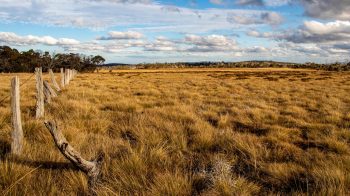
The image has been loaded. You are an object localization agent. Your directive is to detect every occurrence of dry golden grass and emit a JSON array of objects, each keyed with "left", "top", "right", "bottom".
[{"left": 0, "top": 68, "right": 350, "bottom": 195}]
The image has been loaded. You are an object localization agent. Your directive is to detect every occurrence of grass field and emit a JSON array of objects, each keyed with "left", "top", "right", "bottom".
[{"left": 1, "top": 68, "right": 350, "bottom": 195}]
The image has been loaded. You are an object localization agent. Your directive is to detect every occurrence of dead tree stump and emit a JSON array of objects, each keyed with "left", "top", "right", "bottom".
[
  {"left": 44, "top": 121, "right": 105, "bottom": 191},
  {"left": 11, "top": 76, "right": 23, "bottom": 155},
  {"left": 35, "top": 67, "right": 44, "bottom": 119}
]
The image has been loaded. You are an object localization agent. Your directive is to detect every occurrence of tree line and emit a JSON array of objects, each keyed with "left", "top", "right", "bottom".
[{"left": 0, "top": 46, "right": 105, "bottom": 73}]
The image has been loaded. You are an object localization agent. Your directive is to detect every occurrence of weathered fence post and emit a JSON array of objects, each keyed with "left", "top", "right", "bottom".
[
  {"left": 43, "top": 84, "right": 51, "bottom": 104},
  {"left": 49, "top": 69, "right": 61, "bottom": 92},
  {"left": 44, "top": 121, "right": 105, "bottom": 192},
  {"left": 43, "top": 81, "right": 57, "bottom": 104},
  {"left": 65, "top": 69, "right": 69, "bottom": 85},
  {"left": 35, "top": 67, "right": 44, "bottom": 119},
  {"left": 60, "top": 68, "right": 65, "bottom": 88},
  {"left": 44, "top": 81, "right": 57, "bottom": 98},
  {"left": 11, "top": 76, "right": 23, "bottom": 155}
]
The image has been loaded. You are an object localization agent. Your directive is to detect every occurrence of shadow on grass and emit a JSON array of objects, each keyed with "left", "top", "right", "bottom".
[
  {"left": 11, "top": 157, "right": 78, "bottom": 170},
  {"left": 0, "top": 139, "right": 11, "bottom": 158}
]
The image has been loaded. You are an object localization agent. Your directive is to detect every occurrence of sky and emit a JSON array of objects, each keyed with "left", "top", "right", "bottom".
[{"left": 0, "top": 0, "right": 350, "bottom": 64}]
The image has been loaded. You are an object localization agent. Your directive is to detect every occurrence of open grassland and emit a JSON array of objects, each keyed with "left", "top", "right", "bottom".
[{"left": 1, "top": 68, "right": 350, "bottom": 195}]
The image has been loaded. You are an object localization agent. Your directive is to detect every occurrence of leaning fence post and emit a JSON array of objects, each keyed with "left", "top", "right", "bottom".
[
  {"left": 11, "top": 76, "right": 23, "bottom": 155},
  {"left": 35, "top": 67, "right": 44, "bottom": 119},
  {"left": 43, "top": 81, "right": 57, "bottom": 104},
  {"left": 44, "top": 121, "right": 105, "bottom": 192},
  {"left": 60, "top": 68, "right": 65, "bottom": 88},
  {"left": 49, "top": 69, "right": 61, "bottom": 92}
]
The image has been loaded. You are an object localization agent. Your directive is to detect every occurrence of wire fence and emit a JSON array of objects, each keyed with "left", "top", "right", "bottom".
[{"left": 0, "top": 73, "right": 36, "bottom": 106}]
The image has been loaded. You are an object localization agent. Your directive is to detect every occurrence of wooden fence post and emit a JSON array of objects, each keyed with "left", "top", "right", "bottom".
[
  {"left": 65, "top": 69, "right": 69, "bottom": 85},
  {"left": 11, "top": 76, "right": 23, "bottom": 155},
  {"left": 43, "top": 81, "right": 57, "bottom": 104},
  {"left": 49, "top": 69, "right": 61, "bottom": 92},
  {"left": 44, "top": 121, "right": 105, "bottom": 191},
  {"left": 35, "top": 67, "right": 44, "bottom": 119},
  {"left": 60, "top": 68, "right": 65, "bottom": 88},
  {"left": 44, "top": 81, "right": 58, "bottom": 98}
]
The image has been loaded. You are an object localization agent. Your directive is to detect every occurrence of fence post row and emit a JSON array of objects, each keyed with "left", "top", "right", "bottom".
[
  {"left": 11, "top": 76, "right": 23, "bottom": 155},
  {"left": 35, "top": 67, "right": 44, "bottom": 119},
  {"left": 7, "top": 68, "right": 77, "bottom": 155}
]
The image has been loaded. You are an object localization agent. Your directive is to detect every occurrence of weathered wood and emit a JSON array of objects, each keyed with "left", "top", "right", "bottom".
[
  {"left": 43, "top": 85, "right": 51, "bottom": 104},
  {"left": 44, "top": 81, "right": 57, "bottom": 97},
  {"left": 43, "top": 81, "right": 57, "bottom": 104},
  {"left": 65, "top": 69, "right": 70, "bottom": 85},
  {"left": 60, "top": 68, "right": 65, "bottom": 88},
  {"left": 44, "top": 121, "right": 104, "bottom": 190},
  {"left": 35, "top": 67, "right": 44, "bottom": 119},
  {"left": 11, "top": 76, "right": 23, "bottom": 155},
  {"left": 49, "top": 69, "right": 61, "bottom": 92}
]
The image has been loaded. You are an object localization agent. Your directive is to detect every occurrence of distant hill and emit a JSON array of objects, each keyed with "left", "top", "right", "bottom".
[{"left": 101, "top": 61, "right": 350, "bottom": 71}]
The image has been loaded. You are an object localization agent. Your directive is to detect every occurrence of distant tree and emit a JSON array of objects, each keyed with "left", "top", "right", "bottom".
[
  {"left": 0, "top": 45, "right": 105, "bottom": 72},
  {"left": 91, "top": 55, "right": 105, "bottom": 66}
]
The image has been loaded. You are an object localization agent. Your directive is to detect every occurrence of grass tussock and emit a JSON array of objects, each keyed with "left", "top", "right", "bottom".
[{"left": 0, "top": 69, "right": 350, "bottom": 195}]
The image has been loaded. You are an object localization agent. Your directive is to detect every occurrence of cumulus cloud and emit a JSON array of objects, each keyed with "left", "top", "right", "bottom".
[
  {"left": 0, "top": 32, "right": 80, "bottom": 46},
  {"left": 184, "top": 34, "right": 238, "bottom": 52},
  {"left": 245, "top": 46, "right": 269, "bottom": 53},
  {"left": 246, "top": 30, "right": 273, "bottom": 38},
  {"left": 247, "top": 20, "right": 350, "bottom": 43},
  {"left": 0, "top": 0, "right": 283, "bottom": 32},
  {"left": 227, "top": 11, "right": 283, "bottom": 25},
  {"left": 299, "top": 0, "right": 350, "bottom": 20},
  {"left": 144, "top": 36, "right": 179, "bottom": 51},
  {"left": 279, "top": 21, "right": 350, "bottom": 43},
  {"left": 97, "top": 31, "right": 143, "bottom": 40}
]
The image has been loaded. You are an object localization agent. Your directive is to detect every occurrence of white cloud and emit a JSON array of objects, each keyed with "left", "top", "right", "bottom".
[
  {"left": 303, "top": 20, "right": 350, "bottom": 35},
  {"left": 0, "top": 32, "right": 80, "bottom": 46},
  {"left": 98, "top": 31, "right": 143, "bottom": 40},
  {"left": 184, "top": 34, "right": 238, "bottom": 52},
  {"left": 227, "top": 11, "right": 283, "bottom": 26},
  {"left": 246, "top": 20, "right": 350, "bottom": 43},
  {"left": 144, "top": 36, "right": 179, "bottom": 51},
  {"left": 0, "top": 0, "right": 284, "bottom": 32},
  {"left": 299, "top": 0, "right": 350, "bottom": 20}
]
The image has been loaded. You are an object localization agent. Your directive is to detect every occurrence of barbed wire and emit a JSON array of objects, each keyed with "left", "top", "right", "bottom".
[{"left": 0, "top": 73, "right": 35, "bottom": 106}]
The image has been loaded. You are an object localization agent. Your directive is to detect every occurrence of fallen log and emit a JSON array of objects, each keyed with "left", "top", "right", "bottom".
[{"left": 44, "top": 121, "right": 104, "bottom": 191}]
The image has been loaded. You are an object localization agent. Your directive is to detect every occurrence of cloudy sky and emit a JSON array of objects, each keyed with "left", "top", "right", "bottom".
[{"left": 0, "top": 0, "right": 350, "bottom": 63}]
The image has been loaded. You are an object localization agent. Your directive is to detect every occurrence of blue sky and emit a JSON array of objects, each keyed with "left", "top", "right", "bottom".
[{"left": 0, "top": 0, "right": 350, "bottom": 64}]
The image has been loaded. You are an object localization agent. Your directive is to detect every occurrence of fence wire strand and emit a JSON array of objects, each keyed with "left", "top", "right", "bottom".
[{"left": 0, "top": 73, "right": 35, "bottom": 106}]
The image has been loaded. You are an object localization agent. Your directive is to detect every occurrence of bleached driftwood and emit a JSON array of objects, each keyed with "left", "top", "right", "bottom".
[{"left": 44, "top": 121, "right": 104, "bottom": 189}]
